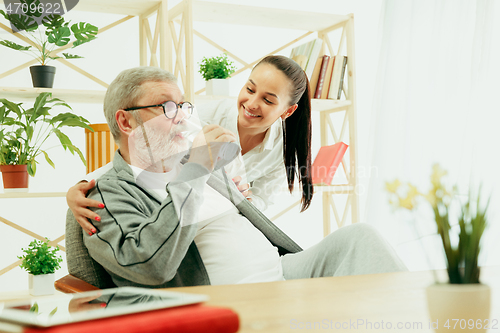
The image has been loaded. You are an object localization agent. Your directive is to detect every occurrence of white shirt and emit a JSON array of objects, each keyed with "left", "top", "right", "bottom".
[
  {"left": 127, "top": 162, "right": 284, "bottom": 285},
  {"left": 197, "top": 99, "right": 288, "bottom": 211}
]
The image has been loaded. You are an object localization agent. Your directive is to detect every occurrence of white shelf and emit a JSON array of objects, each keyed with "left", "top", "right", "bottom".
[
  {"left": 0, "top": 192, "right": 67, "bottom": 199},
  {"left": 0, "top": 87, "right": 105, "bottom": 104},
  {"left": 73, "top": 0, "right": 163, "bottom": 16},
  {"left": 73, "top": 0, "right": 350, "bottom": 31},
  {"left": 1, "top": 87, "right": 351, "bottom": 112},
  {"left": 174, "top": 1, "right": 350, "bottom": 32}
]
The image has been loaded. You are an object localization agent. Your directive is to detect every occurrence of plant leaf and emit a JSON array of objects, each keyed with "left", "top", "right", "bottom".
[
  {"left": 0, "top": 98, "right": 23, "bottom": 119},
  {"left": 71, "top": 22, "right": 98, "bottom": 45},
  {"left": 42, "top": 14, "right": 65, "bottom": 32},
  {"left": 0, "top": 11, "right": 38, "bottom": 32},
  {"left": 0, "top": 40, "right": 31, "bottom": 51},
  {"left": 62, "top": 53, "right": 83, "bottom": 59},
  {"left": 30, "top": 302, "right": 39, "bottom": 313},
  {"left": 47, "top": 26, "right": 71, "bottom": 47},
  {"left": 52, "top": 113, "right": 93, "bottom": 131},
  {"left": 53, "top": 128, "right": 72, "bottom": 152},
  {"left": 41, "top": 150, "right": 55, "bottom": 168},
  {"left": 28, "top": 159, "right": 36, "bottom": 176},
  {"left": 49, "top": 307, "right": 58, "bottom": 316},
  {"left": 68, "top": 144, "right": 86, "bottom": 166}
]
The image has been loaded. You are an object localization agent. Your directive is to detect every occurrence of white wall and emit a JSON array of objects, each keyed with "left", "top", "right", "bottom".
[{"left": 0, "top": 0, "right": 384, "bottom": 292}]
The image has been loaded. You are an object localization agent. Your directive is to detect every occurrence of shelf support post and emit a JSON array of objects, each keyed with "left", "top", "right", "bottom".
[{"left": 345, "top": 14, "right": 359, "bottom": 224}]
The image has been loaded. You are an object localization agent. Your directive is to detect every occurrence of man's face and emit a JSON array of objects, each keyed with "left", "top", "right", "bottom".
[{"left": 128, "top": 81, "right": 190, "bottom": 172}]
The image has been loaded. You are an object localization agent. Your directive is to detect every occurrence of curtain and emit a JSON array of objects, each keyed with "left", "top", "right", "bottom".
[{"left": 365, "top": 0, "right": 500, "bottom": 271}]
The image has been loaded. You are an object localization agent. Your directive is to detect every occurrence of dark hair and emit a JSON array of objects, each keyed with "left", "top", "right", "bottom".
[{"left": 255, "top": 55, "right": 313, "bottom": 212}]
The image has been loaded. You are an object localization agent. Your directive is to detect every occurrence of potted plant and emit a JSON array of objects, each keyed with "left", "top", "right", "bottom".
[
  {"left": 198, "top": 53, "right": 236, "bottom": 96},
  {"left": 0, "top": 92, "right": 92, "bottom": 191},
  {"left": 18, "top": 238, "right": 63, "bottom": 296},
  {"left": 386, "top": 164, "right": 490, "bottom": 332},
  {"left": 0, "top": 0, "right": 98, "bottom": 88}
]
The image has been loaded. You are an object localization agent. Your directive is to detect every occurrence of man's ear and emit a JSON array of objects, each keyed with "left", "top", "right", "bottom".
[
  {"left": 280, "top": 104, "right": 298, "bottom": 120},
  {"left": 116, "top": 110, "right": 136, "bottom": 136}
]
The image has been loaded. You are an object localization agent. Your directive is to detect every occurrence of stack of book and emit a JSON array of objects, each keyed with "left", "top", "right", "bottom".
[{"left": 290, "top": 39, "right": 348, "bottom": 100}]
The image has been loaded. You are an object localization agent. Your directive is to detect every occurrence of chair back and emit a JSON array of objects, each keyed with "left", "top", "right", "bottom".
[
  {"left": 86, "top": 123, "right": 118, "bottom": 174},
  {"left": 65, "top": 209, "right": 116, "bottom": 289}
]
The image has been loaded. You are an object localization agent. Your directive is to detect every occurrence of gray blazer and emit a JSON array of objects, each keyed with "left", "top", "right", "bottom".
[{"left": 77, "top": 151, "right": 302, "bottom": 288}]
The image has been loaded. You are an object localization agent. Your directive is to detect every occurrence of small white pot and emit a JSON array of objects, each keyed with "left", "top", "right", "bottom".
[
  {"left": 426, "top": 283, "right": 490, "bottom": 333},
  {"left": 29, "top": 273, "right": 55, "bottom": 296},
  {"left": 206, "top": 78, "right": 230, "bottom": 96}
]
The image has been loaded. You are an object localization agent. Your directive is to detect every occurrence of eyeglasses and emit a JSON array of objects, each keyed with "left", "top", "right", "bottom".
[{"left": 124, "top": 101, "right": 194, "bottom": 119}]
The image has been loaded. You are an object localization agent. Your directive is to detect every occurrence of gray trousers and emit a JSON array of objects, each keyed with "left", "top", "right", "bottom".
[{"left": 281, "top": 223, "right": 407, "bottom": 279}]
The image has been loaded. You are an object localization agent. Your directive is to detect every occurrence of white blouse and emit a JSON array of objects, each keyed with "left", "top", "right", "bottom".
[{"left": 196, "top": 99, "right": 288, "bottom": 211}]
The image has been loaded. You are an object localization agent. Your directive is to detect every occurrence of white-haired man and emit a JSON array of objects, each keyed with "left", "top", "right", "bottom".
[{"left": 68, "top": 66, "right": 406, "bottom": 288}]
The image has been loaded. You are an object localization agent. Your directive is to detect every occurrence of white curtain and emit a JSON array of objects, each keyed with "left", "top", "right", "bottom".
[{"left": 365, "top": 0, "right": 500, "bottom": 271}]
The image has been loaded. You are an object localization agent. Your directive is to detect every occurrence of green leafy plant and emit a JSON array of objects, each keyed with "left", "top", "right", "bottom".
[
  {"left": 0, "top": 92, "right": 93, "bottom": 176},
  {"left": 386, "top": 164, "right": 490, "bottom": 284},
  {"left": 18, "top": 238, "right": 63, "bottom": 275},
  {"left": 198, "top": 53, "right": 236, "bottom": 81},
  {"left": 0, "top": 0, "right": 98, "bottom": 65}
]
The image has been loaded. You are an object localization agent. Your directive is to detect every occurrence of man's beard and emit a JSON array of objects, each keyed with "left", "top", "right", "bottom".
[{"left": 129, "top": 121, "right": 190, "bottom": 173}]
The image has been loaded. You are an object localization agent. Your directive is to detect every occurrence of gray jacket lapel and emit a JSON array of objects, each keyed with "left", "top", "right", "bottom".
[{"left": 207, "top": 168, "right": 302, "bottom": 254}]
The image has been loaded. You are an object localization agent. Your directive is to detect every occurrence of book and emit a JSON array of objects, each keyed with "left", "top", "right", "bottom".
[
  {"left": 328, "top": 55, "right": 348, "bottom": 100},
  {"left": 320, "top": 56, "right": 335, "bottom": 99},
  {"left": 312, "top": 142, "right": 348, "bottom": 185},
  {"left": 290, "top": 38, "right": 322, "bottom": 76},
  {"left": 313, "top": 55, "right": 329, "bottom": 99},
  {"left": 290, "top": 40, "right": 313, "bottom": 70},
  {"left": 1, "top": 305, "right": 239, "bottom": 333},
  {"left": 337, "top": 57, "right": 347, "bottom": 99},
  {"left": 291, "top": 54, "right": 308, "bottom": 69},
  {"left": 308, "top": 56, "right": 324, "bottom": 96},
  {"left": 304, "top": 39, "right": 323, "bottom": 79}
]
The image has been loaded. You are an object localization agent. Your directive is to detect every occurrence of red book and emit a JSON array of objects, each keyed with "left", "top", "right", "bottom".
[
  {"left": 314, "top": 55, "right": 330, "bottom": 99},
  {"left": 19, "top": 305, "right": 239, "bottom": 333},
  {"left": 312, "top": 142, "right": 348, "bottom": 185}
]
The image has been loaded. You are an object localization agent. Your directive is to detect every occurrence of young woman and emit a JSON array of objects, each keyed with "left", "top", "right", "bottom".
[{"left": 69, "top": 55, "right": 314, "bottom": 235}]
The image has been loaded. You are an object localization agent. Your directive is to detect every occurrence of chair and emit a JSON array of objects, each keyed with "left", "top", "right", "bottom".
[{"left": 54, "top": 210, "right": 116, "bottom": 293}]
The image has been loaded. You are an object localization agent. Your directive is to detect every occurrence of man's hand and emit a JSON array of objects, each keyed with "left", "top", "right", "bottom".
[
  {"left": 232, "top": 175, "right": 252, "bottom": 202},
  {"left": 188, "top": 124, "right": 237, "bottom": 171},
  {"left": 66, "top": 179, "right": 105, "bottom": 235}
]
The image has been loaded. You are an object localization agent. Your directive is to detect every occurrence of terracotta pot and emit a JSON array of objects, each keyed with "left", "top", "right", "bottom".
[
  {"left": 29, "top": 273, "right": 55, "bottom": 296},
  {"left": 0, "top": 164, "right": 29, "bottom": 192},
  {"left": 426, "top": 283, "right": 491, "bottom": 333}
]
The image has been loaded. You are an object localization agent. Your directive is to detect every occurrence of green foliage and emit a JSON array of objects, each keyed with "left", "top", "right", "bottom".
[
  {"left": 0, "top": 92, "right": 93, "bottom": 176},
  {"left": 386, "top": 164, "right": 490, "bottom": 284},
  {"left": 18, "top": 238, "right": 63, "bottom": 275},
  {"left": 198, "top": 53, "right": 236, "bottom": 81},
  {"left": 0, "top": 0, "right": 98, "bottom": 65}
]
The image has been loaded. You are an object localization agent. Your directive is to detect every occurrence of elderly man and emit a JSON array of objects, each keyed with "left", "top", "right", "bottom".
[{"left": 73, "top": 66, "right": 405, "bottom": 288}]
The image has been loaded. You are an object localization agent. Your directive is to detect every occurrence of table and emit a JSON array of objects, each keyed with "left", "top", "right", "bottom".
[{"left": 173, "top": 266, "right": 500, "bottom": 332}]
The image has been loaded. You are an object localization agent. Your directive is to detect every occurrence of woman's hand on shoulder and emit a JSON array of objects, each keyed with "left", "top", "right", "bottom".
[{"left": 66, "top": 179, "right": 105, "bottom": 235}]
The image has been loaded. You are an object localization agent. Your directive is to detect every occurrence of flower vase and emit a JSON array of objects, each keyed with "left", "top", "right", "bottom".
[
  {"left": 206, "top": 78, "right": 230, "bottom": 96},
  {"left": 426, "top": 284, "right": 490, "bottom": 332},
  {"left": 29, "top": 273, "right": 55, "bottom": 296}
]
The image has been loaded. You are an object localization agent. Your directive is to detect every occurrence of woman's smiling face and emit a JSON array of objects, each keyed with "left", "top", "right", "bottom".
[{"left": 237, "top": 63, "right": 296, "bottom": 130}]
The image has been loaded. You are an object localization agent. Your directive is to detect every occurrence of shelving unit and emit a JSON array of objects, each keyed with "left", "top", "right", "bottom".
[{"left": 0, "top": 0, "right": 359, "bottom": 237}]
